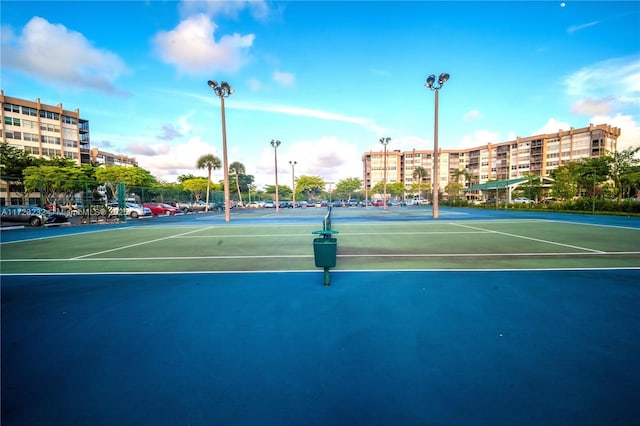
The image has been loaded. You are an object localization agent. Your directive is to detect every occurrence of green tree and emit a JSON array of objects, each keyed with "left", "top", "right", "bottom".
[
  {"left": 386, "top": 182, "right": 405, "bottom": 198},
  {"left": 264, "top": 185, "right": 292, "bottom": 199},
  {"left": 95, "top": 165, "right": 156, "bottom": 202},
  {"left": 413, "top": 166, "right": 428, "bottom": 198},
  {"left": 182, "top": 178, "right": 209, "bottom": 202},
  {"left": 550, "top": 162, "right": 580, "bottom": 200},
  {"left": 295, "top": 175, "right": 326, "bottom": 200},
  {"left": 196, "top": 154, "right": 221, "bottom": 212},
  {"left": 177, "top": 174, "right": 199, "bottom": 183},
  {"left": 229, "top": 161, "right": 246, "bottom": 205},
  {"left": 24, "top": 165, "right": 86, "bottom": 209},
  {"left": 577, "top": 157, "right": 610, "bottom": 197},
  {"left": 606, "top": 147, "right": 640, "bottom": 201},
  {"left": 0, "top": 142, "right": 38, "bottom": 204},
  {"left": 335, "top": 177, "right": 362, "bottom": 200},
  {"left": 445, "top": 181, "right": 463, "bottom": 202},
  {"left": 520, "top": 173, "right": 542, "bottom": 201}
]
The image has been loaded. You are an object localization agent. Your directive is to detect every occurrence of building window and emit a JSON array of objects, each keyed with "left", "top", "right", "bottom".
[
  {"left": 22, "top": 119, "right": 38, "bottom": 129},
  {"left": 23, "top": 133, "right": 38, "bottom": 142},
  {"left": 40, "top": 123, "right": 60, "bottom": 133},
  {"left": 39, "top": 110, "right": 60, "bottom": 120},
  {"left": 3, "top": 103, "right": 19, "bottom": 113},
  {"left": 21, "top": 106, "right": 37, "bottom": 116},
  {"left": 62, "top": 115, "right": 77, "bottom": 125},
  {"left": 5, "top": 131, "right": 22, "bottom": 140},
  {"left": 4, "top": 117, "right": 21, "bottom": 126},
  {"left": 41, "top": 135, "right": 61, "bottom": 145}
]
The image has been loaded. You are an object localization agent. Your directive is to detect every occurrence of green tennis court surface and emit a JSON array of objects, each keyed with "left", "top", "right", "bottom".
[
  {"left": 2, "top": 208, "right": 639, "bottom": 425},
  {"left": 2, "top": 210, "right": 639, "bottom": 273}
]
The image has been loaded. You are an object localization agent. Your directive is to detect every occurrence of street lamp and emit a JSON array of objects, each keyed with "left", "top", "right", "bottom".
[
  {"left": 379, "top": 137, "right": 391, "bottom": 210},
  {"left": 271, "top": 139, "right": 281, "bottom": 213},
  {"left": 207, "top": 80, "right": 234, "bottom": 222},
  {"left": 289, "top": 160, "right": 297, "bottom": 209},
  {"left": 424, "top": 72, "right": 449, "bottom": 219}
]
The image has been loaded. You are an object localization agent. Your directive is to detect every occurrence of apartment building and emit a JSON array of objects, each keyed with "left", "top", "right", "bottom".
[
  {"left": 90, "top": 148, "right": 138, "bottom": 167},
  {"left": 1, "top": 92, "right": 137, "bottom": 206},
  {"left": 362, "top": 123, "right": 620, "bottom": 197},
  {"left": 1, "top": 91, "right": 91, "bottom": 166}
]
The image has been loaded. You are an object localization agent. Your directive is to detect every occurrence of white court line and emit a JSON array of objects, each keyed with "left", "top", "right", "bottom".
[
  {"left": 4, "top": 251, "right": 640, "bottom": 263},
  {"left": 71, "top": 226, "right": 216, "bottom": 260},
  {"left": 451, "top": 222, "right": 606, "bottom": 253},
  {"left": 2, "top": 267, "right": 639, "bottom": 277}
]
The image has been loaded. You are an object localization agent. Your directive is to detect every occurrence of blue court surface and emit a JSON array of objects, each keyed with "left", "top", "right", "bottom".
[{"left": 2, "top": 207, "right": 639, "bottom": 425}]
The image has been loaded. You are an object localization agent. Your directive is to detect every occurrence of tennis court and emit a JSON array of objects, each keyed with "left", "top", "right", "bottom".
[{"left": 2, "top": 207, "right": 639, "bottom": 425}]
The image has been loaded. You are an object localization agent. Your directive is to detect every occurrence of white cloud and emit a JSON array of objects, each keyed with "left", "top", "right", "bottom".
[
  {"left": 463, "top": 109, "right": 483, "bottom": 122},
  {"left": 273, "top": 71, "right": 295, "bottom": 87},
  {"left": 133, "top": 136, "right": 224, "bottom": 183},
  {"left": 231, "top": 100, "right": 388, "bottom": 134},
  {"left": 1, "top": 17, "right": 129, "bottom": 95},
  {"left": 533, "top": 118, "right": 574, "bottom": 135},
  {"left": 252, "top": 137, "right": 361, "bottom": 189},
  {"left": 179, "top": 0, "right": 271, "bottom": 21},
  {"left": 246, "top": 78, "right": 262, "bottom": 92},
  {"left": 564, "top": 56, "right": 640, "bottom": 107},
  {"left": 457, "top": 129, "right": 501, "bottom": 149},
  {"left": 567, "top": 21, "right": 599, "bottom": 34},
  {"left": 152, "top": 14, "right": 255, "bottom": 75},
  {"left": 570, "top": 97, "right": 614, "bottom": 115}
]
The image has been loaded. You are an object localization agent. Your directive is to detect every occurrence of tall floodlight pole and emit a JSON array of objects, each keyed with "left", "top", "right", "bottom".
[
  {"left": 289, "top": 160, "right": 297, "bottom": 209},
  {"left": 271, "top": 139, "right": 281, "bottom": 213},
  {"left": 207, "top": 80, "right": 234, "bottom": 222},
  {"left": 379, "top": 137, "right": 391, "bottom": 211},
  {"left": 424, "top": 73, "right": 450, "bottom": 219}
]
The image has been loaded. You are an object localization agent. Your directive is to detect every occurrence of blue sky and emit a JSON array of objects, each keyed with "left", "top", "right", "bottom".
[{"left": 2, "top": 0, "right": 639, "bottom": 188}]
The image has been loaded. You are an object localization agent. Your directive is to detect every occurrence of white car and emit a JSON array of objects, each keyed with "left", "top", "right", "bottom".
[
  {"left": 107, "top": 202, "right": 148, "bottom": 218},
  {"left": 513, "top": 197, "right": 533, "bottom": 204}
]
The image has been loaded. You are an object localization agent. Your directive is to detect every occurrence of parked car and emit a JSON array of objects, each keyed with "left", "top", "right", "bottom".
[
  {"left": 0, "top": 206, "right": 68, "bottom": 227},
  {"left": 540, "top": 197, "right": 557, "bottom": 204},
  {"left": 107, "top": 202, "right": 147, "bottom": 219},
  {"left": 373, "top": 199, "right": 385, "bottom": 207},
  {"left": 513, "top": 197, "right": 533, "bottom": 204},
  {"left": 144, "top": 202, "right": 179, "bottom": 215},
  {"left": 263, "top": 201, "right": 275, "bottom": 208},
  {"left": 347, "top": 199, "right": 359, "bottom": 207}
]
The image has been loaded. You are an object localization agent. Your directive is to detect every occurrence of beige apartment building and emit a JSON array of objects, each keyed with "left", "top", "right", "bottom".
[
  {"left": 1, "top": 91, "right": 92, "bottom": 166},
  {"left": 362, "top": 123, "right": 620, "bottom": 199},
  {"left": 1, "top": 92, "right": 137, "bottom": 205}
]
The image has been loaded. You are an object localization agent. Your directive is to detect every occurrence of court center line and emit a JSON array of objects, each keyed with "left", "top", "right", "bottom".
[
  {"left": 71, "top": 226, "right": 216, "bottom": 260},
  {"left": 451, "top": 222, "right": 606, "bottom": 253}
]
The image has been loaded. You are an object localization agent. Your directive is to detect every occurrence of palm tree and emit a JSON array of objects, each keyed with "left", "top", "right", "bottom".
[
  {"left": 196, "top": 154, "right": 221, "bottom": 212},
  {"left": 229, "top": 161, "right": 246, "bottom": 206},
  {"left": 413, "top": 166, "right": 427, "bottom": 198},
  {"left": 452, "top": 168, "right": 473, "bottom": 203}
]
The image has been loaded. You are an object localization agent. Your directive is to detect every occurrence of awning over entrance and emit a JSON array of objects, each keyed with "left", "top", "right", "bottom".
[{"left": 465, "top": 178, "right": 528, "bottom": 192}]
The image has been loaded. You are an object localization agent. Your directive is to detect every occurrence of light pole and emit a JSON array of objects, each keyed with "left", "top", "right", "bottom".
[
  {"left": 289, "top": 160, "right": 297, "bottom": 209},
  {"left": 379, "top": 137, "right": 391, "bottom": 210},
  {"left": 207, "top": 80, "right": 234, "bottom": 222},
  {"left": 425, "top": 72, "right": 450, "bottom": 219},
  {"left": 271, "top": 139, "right": 281, "bottom": 213}
]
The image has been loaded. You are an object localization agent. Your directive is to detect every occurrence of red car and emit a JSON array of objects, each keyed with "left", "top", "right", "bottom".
[{"left": 144, "top": 202, "right": 179, "bottom": 215}]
